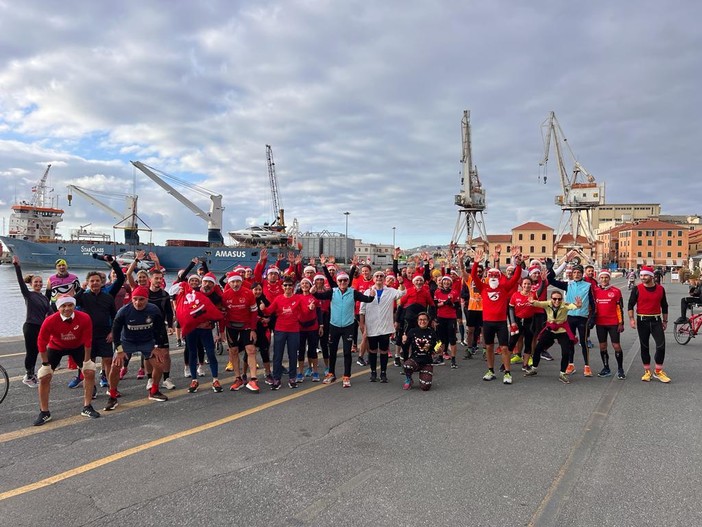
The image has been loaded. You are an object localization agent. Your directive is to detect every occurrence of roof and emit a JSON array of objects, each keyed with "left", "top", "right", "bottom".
[
  {"left": 618, "top": 219, "right": 689, "bottom": 230},
  {"left": 512, "top": 221, "right": 553, "bottom": 231}
]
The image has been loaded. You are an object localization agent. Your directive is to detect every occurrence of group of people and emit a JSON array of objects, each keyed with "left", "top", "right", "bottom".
[{"left": 12, "top": 243, "right": 680, "bottom": 427}]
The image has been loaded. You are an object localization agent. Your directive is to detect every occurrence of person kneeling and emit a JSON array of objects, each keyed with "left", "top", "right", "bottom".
[{"left": 401, "top": 312, "right": 438, "bottom": 391}]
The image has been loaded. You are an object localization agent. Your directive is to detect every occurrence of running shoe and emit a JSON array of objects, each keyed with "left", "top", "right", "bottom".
[
  {"left": 540, "top": 351, "right": 554, "bottom": 361},
  {"left": 230, "top": 377, "right": 245, "bottom": 391},
  {"left": 403, "top": 377, "right": 413, "bottom": 390},
  {"left": 104, "top": 397, "right": 119, "bottom": 411},
  {"left": 342, "top": 376, "right": 351, "bottom": 388},
  {"left": 225, "top": 361, "right": 234, "bottom": 372},
  {"left": 212, "top": 380, "right": 223, "bottom": 393},
  {"left": 450, "top": 362, "right": 458, "bottom": 369},
  {"left": 433, "top": 357, "right": 445, "bottom": 365},
  {"left": 503, "top": 372, "right": 513, "bottom": 385},
  {"left": 304, "top": 367, "right": 313, "bottom": 378},
  {"left": 558, "top": 372, "right": 571, "bottom": 384},
  {"left": 527, "top": 356, "right": 533, "bottom": 367},
  {"left": 296, "top": 373, "right": 304, "bottom": 383},
  {"left": 99, "top": 372, "right": 108, "bottom": 388},
  {"left": 197, "top": 365, "right": 205, "bottom": 377},
  {"left": 146, "top": 378, "right": 153, "bottom": 391},
  {"left": 68, "top": 374, "right": 83, "bottom": 389},
  {"left": 641, "top": 370, "right": 652, "bottom": 382},
  {"left": 183, "top": 366, "right": 191, "bottom": 378},
  {"left": 136, "top": 368, "right": 145, "bottom": 380},
  {"left": 81, "top": 405, "right": 101, "bottom": 419},
  {"left": 565, "top": 364, "right": 576, "bottom": 375},
  {"left": 460, "top": 340, "right": 468, "bottom": 346},
  {"left": 380, "top": 373, "right": 388, "bottom": 383},
  {"left": 482, "top": 370, "right": 496, "bottom": 381},
  {"left": 583, "top": 365, "right": 593, "bottom": 377},
  {"left": 369, "top": 372, "right": 378, "bottom": 382},
  {"left": 587, "top": 339, "right": 593, "bottom": 349},
  {"left": 271, "top": 380, "right": 282, "bottom": 390},
  {"left": 119, "top": 367, "right": 128, "bottom": 380},
  {"left": 177, "top": 338, "right": 183, "bottom": 347},
  {"left": 673, "top": 316, "right": 688, "bottom": 325},
  {"left": 463, "top": 348, "right": 473, "bottom": 360},
  {"left": 652, "top": 370, "right": 671, "bottom": 383},
  {"left": 617, "top": 369, "right": 626, "bottom": 380},
  {"left": 264, "top": 373, "right": 274, "bottom": 385},
  {"left": 188, "top": 380, "right": 199, "bottom": 393},
  {"left": 598, "top": 367, "right": 612, "bottom": 378},
  {"left": 33, "top": 410, "right": 52, "bottom": 426},
  {"left": 356, "top": 357, "right": 367, "bottom": 367},
  {"left": 311, "top": 372, "right": 321, "bottom": 382},
  {"left": 149, "top": 391, "right": 169, "bottom": 402},
  {"left": 246, "top": 379, "right": 261, "bottom": 393},
  {"left": 524, "top": 366, "right": 538, "bottom": 376},
  {"left": 161, "top": 378, "right": 176, "bottom": 390},
  {"left": 288, "top": 380, "right": 298, "bottom": 389},
  {"left": 510, "top": 354, "right": 522, "bottom": 364},
  {"left": 443, "top": 353, "right": 451, "bottom": 360},
  {"left": 22, "top": 374, "right": 38, "bottom": 387},
  {"left": 324, "top": 367, "right": 329, "bottom": 376},
  {"left": 322, "top": 373, "right": 336, "bottom": 384},
  {"left": 394, "top": 357, "right": 402, "bottom": 367}
]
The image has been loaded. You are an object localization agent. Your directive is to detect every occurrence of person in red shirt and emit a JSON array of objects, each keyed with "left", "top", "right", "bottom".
[
  {"left": 433, "top": 275, "right": 459, "bottom": 368},
  {"left": 296, "top": 278, "right": 323, "bottom": 383},
  {"left": 34, "top": 294, "right": 100, "bottom": 425},
  {"left": 398, "top": 275, "right": 434, "bottom": 360},
  {"left": 221, "top": 273, "right": 260, "bottom": 393},
  {"left": 592, "top": 270, "right": 625, "bottom": 379},
  {"left": 507, "top": 277, "right": 539, "bottom": 370},
  {"left": 471, "top": 247, "right": 523, "bottom": 384}
]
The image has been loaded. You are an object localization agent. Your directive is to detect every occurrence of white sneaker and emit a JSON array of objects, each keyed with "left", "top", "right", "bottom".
[
  {"left": 184, "top": 366, "right": 191, "bottom": 378},
  {"left": 161, "top": 378, "right": 176, "bottom": 390},
  {"left": 146, "top": 378, "right": 153, "bottom": 390},
  {"left": 197, "top": 365, "right": 205, "bottom": 377},
  {"left": 22, "top": 374, "right": 38, "bottom": 387}
]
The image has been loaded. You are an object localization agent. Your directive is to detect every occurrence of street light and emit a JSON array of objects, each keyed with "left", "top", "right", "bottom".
[
  {"left": 392, "top": 226, "right": 396, "bottom": 248},
  {"left": 344, "top": 211, "right": 350, "bottom": 263}
]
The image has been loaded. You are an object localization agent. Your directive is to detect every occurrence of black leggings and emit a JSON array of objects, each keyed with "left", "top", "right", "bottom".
[
  {"left": 508, "top": 317, "right": 534, "bottom": 353},
  {"left": 22, "top": 322, "right": 41, "bottom": 375},
  {"left": 298, "top": 329, "right": 320, "bottom": 361},
  {"left": 533, "top": 331, "right": 573, "bottom": 372},
  {"left": 328, "top": 324, "right": 355, "bottom": 377},
  {"left": 567, "top": 315, "right": 589, "bottom": 365},
  {"left": 636, "top": 317, "right": 666, "bottom": 366},
  {"left": 319, "top": 311, "right": 330, "bottom": 360}
]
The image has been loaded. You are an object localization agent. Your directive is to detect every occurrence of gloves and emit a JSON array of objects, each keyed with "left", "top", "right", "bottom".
[
  {"left": 82, "top": 359, "right": 97, "bottom": 372},
  {"left": 545, "top": 258, "right": 554, "bottom": 271},
  {"left": 509, "top": 323, "right": 519, "bottom": 336},
  {"left": 37, "top": 364, "right": 53, "bottom": 379}
]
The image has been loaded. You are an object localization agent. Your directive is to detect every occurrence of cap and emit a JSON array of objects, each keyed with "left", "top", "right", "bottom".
[{"left": 131, "top": 286, "right": 149, "bottom": 298}]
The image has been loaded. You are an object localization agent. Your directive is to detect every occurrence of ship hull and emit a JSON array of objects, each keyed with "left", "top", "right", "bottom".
[{"left": 0, "top": 237, "right": 283, "bottom": 272}]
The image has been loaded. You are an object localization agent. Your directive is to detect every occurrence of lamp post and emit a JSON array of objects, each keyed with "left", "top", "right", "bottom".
[
  {"left": 392, "top": 226, "right": 396, "bottom": 248},
  {"left": 344, "top": 211, "right": 350, "bottom": 263}
]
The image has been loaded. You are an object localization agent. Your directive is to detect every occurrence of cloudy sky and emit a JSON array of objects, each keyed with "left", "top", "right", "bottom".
[{"left": 0, "top": 0, "right": 699, "bottom": 250}]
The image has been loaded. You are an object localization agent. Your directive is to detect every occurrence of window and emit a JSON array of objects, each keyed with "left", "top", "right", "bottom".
[
  {"left": 668, "top": 231, "right": 672, "bottom": 236},
  {"left": 667, "top": 240, "right": 672, "bottom": 246},
  {"left": 678, "top": 240, "right": 683, "bottom": 246},
  {"left": 657, "top": 240, "right": 662, "bottom": 246},
  {"left": 637, "top": 240, "right": 642, "bottom": 246},
  {"left": 530, "top": 246, "right": 534, "bottom": 253},
  {"left": 678, "top": 231, "right": 683, "bottom": 236},
  {"left": 530, "top": 234, "right": 535, "bottom": 241},
  {"left": 657, "top": 231, "right": 662, "bottom": 236},
  {"left": 637, "top": 252, "right": 642, "bottom": 257},
  {"left": 541, "top": 246, "right": 546, "bottom": 252},
  {"left": 667, "top": 252, "right": 671, "bottom": 257},
  {"left": 541, "top": 234, "right": 546, "bottom": 240},
  {"left": 647, "top": 252, "right": 652, "bottom": 257},
  {"left": 657, "top": 251, "right": 661, "bottom": 257},
  {"left": 506, "top": 246, "right": 511, "bottom": 253},
  {"left": 647, "top": 240, "right": 652, "bottom": 246},
  {"left": 518, "top": 234, "right": 523, "bottom": 241}
]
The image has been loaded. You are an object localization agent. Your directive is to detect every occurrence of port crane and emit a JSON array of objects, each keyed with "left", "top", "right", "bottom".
[
  {"left": 539, "top": 111, "right": 604, "bottom": 263},
  {"left": 266, "top": 144, "right": 286, "bottom": 230},
  {"left": 131, "top": 161, "right": 224, "bottom": 245},
  {"left": 66, "top": 185, "right": 144, "bottom": 244},
  {"left": 451, "top": 110, "right": 488, "bottom": 250},
  {"left": 30, "top": 164, "right": 53, "bottom": 208}
]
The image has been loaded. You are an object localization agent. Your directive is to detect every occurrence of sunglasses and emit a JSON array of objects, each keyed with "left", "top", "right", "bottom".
[
  {"left": 551, "top": 297, "right": 563, "bottom": 301},
  {"left": 337, "top": 278, "right": 349, "bottom": 282},
  {"left": 282, "top": 284, "right": 293, "bottom": 288}
]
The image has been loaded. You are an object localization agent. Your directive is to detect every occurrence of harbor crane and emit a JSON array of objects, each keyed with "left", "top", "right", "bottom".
[
  {"left": 131, "top": 161, "right": 224, "bottom": 245},
  {"left": 66, "top": 185, "right": 142, "bottom": 245},
  {"left": 30, "top": 164, "right": 53, "bottom": 208},
  {"left": 451, "top": 110, "right": 488, "bottom": 250},
  {"left": 266, "top": 144, "right": 285, "bottom": 230},
  {"left": 539, "top": 111, "right": 604, "bottom": 263}
]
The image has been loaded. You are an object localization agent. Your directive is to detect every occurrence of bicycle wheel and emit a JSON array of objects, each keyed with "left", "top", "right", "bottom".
[
  {"left": 0, "top": 364, "right": 8, "bottom": 404},
  {"left": 674, "top": 323, "right": 692, "bottom": 345}
]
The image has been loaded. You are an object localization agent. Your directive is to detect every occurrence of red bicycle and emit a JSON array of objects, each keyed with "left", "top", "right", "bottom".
[{"left": 674, "top": 310, "right": 702, "bottom": 345}]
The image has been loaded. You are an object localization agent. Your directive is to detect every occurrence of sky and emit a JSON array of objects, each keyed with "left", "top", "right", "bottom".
[{"left": 0, "top": 0, "right": 699, "bottom": 250}]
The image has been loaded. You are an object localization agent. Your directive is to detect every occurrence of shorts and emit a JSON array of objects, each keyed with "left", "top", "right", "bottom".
[
  {"left": 226, "top": 327, "right": 254, "bottom": 349},
  {"left": 596, "top": 325, "right": 621, "bottom": 344},
  {"left": 91, "top": 337, "right": 114, "bottom": 359},
  {"left": 367, "top": 334, "right": 391, "bottom": 352},
  {"left": 121, "top": 340, "right": 156, "bottom": 360},
  {"left": 465, "top": 310, "right": 483, "bottom": 328},
  {"left": 48, "top": 346, "right": 85, "bottom": 370},
  {"left": 436, "top": 318, "right": 457, "bottom": 346},
  {"left": 482, "top": 320, "right": 508, "bottom": 347}
]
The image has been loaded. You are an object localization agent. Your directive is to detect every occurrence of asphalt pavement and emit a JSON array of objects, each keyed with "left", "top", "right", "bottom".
[{"left": 0, "top": 277, "right": 700, "bottom": 527}]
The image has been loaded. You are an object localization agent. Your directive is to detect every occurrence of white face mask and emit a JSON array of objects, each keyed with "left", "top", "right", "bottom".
[{"left": 488, "top": 278, "right": 500, "bottom": 289}]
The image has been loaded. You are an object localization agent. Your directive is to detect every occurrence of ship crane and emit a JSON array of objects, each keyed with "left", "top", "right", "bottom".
[
  {"left": 539, "top": 111, "right": 605, "bottom": 264},
  {"left": 451, "top": 110, "right": 488, "bottom": 250},
  {"left": 131, "top": 161, "right": 224, "bottom": 245},
  {"left": 66, "top": 185, "right": 143, "bottom": 245},
  {"left": 30, "top": 164, "right": 53, "bottom": 208},
  {"left": 266, "top": 145, "right": 285, "bottom": 230}
]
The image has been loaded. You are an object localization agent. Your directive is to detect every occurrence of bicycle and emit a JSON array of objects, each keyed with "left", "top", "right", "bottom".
[
  {"left": 0, "top": 362, "right": 8, "bottom": 404},
  {"left": 673, "top": 311, "right": 701, "bottom": 345}
]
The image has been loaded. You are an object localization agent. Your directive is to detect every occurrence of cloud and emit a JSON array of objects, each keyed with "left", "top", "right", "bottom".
[{"left": 0, "top": 0, "right": 699, "bottom": 251}]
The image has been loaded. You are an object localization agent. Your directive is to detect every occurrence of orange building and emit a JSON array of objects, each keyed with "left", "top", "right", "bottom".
[
  {"left": 616, "top": 219, "right": 690, "bottom": 269},
  {"left": 512, "top": 222, "right": 554, "bottom": 262}
]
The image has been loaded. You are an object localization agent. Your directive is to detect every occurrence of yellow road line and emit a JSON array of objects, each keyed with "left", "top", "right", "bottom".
[
  {"left": 0, "top": 369, "right": 370, "bottom": 501},
  {"left": 0, "top": 352, "right": 25, "bottom": 359}
]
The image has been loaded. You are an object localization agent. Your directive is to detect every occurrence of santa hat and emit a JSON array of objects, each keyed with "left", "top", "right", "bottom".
[
  {"left": 55, "top": 294, "right": 76, "bottom": 308},
  {"left": 528, "top": 265, "right": 542, "bottom": 275},
  {"left": 227, "top": 272, "right": 243, "bottom": 282},
  {"left": 598, "top": 270, "right": 611, "bottom": 278},
  {"left": 313, "top": 274, "right": 326, "bottom": 281},
  {"left": 300, "top": 278, "right": 312, "bottom": 286},
  {"left": 640, "top": 266, "right": 655, "bottom": 277},
  {"left": 412, "top": 275, "right": 425, "bottom": 284},
  {"left": 202, "top": 272, "right": 217, "bottom": 283},
  {"left": 234, "top": 266, "right": 246, "bottom": 273},
  {"left": 304, "top": 265, "right": 316, "bottom": 274},
  {"left": 266, "top": 266, "right": 280, "bottom": 275},
  {"left": 506, "top": 265, "right": 515, "bottom": 272},
  {"left": 336, "top": 272, "right": 350, "bottom": 281},
  {"left": 373, "top": 270, "right": 386, "bottom": 278},
  {"left": 487, "top": 268, "right": 501, "bottom": 278},
  {"left": 530, "top": 259, "right": 541, "bottom": 268},
  {"left": 441, "top": 275, "right": 453, "bottom": 284},
  {"left": 131, "top": 285, "right": 150, "bottom": 298}
]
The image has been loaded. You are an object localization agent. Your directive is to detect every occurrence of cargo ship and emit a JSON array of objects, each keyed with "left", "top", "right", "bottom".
[{"left": 0, "top": 163, "right": 294, "bottom": 272}]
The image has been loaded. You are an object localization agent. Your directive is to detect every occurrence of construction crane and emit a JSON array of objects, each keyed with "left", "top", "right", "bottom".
[
  {"left": 266, "top": 144, "right": 285, "bottom": 230},
  {"left": 66, "top": 185, "right": 142, "bottom": 245},
  {"left": 451, "top": 110, "right": 488, "bottom": 249},
  {"left": 131, "top": 161, "right": 224, "bottom": 245},
  {"left": 539, "top": 111, "right": 605, "bottom": 263},
  {"left": 30, "top": 164, "right": 52, "bottom": 207}
]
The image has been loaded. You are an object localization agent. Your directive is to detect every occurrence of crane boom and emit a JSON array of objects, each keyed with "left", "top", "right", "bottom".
[
  {"left": 30, "top": 164, "right": 52, "bottom": 207},
  {"left": 266, "top": 145, "right": 285, "bottom": 229},
  {"left": 131, "top": 161, "right": 224, "bottom": 244},
  {"left": 66, "top": 185, "right": 140, "bottom": 244}
]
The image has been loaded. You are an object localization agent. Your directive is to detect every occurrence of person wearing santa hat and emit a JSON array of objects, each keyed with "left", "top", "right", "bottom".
[
  {"left": 34, "top": 294, "right": 99, "bottom": 425},
  {"left": 433, "top": 275, "right": 459, "bottom": 369},
  {"left": 627, "top": 266, "right": 670, "bottom": 383},
  {"left": 591, "top": 270, "right": 625, "bottom": 379}
]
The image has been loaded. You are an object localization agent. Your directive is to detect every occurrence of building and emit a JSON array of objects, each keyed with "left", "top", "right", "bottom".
[
  {"left": 354, "top": 240, "right": 394, "bottom": 266},
  {"left": 298, "top": 231, "right": 355, "bottom": 262},
  {"left": 512, "top": 222, "right": 554, "bottom": 263},
  {"left": 591, "top": 203, "right": 661, "bottom": 233},
  {"left": 615, "top": 219, "right": 690, "bottom": 269}
]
